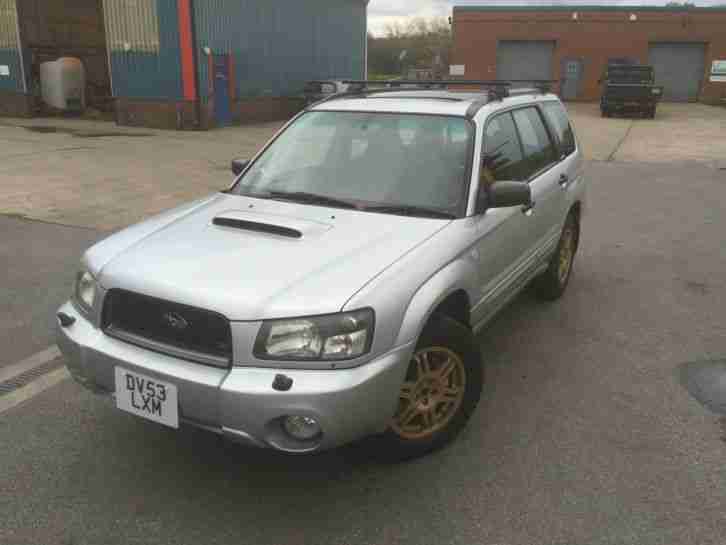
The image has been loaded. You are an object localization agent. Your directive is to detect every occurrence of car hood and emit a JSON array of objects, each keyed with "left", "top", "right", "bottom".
[{"left": 94, "top": 193, "right": 450, "bottom": 320}]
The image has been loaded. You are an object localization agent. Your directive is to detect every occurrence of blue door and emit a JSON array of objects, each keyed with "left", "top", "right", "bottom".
[{"left": 213, "top": 55, "right": 232, "bottom": 126}]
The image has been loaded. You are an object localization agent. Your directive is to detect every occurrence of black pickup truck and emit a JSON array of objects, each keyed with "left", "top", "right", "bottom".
[{"left": 600, "top": 64, "right": 664, "bottom": 118}]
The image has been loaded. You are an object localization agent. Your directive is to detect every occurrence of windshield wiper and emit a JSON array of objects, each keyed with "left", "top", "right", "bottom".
[
  {"left": 364, "top": 204, "right": 456, "bottom": 219},
  {"left": 266, "top": 191, "right": 359, "bottom": 210},
  {"left": 235, "top": 189, "right": 274, "bottom": 199}
]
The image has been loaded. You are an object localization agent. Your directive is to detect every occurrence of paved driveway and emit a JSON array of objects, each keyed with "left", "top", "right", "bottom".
[
  {"left": 1, "top": 103, "right": 726, "bottom": 544},
  {"left": 0, "top": 118, "right": 282, "bottom": 230},
  {"left": 2, "top": 159, "right": 725, "bottom": 545},
  {"left": 567, "top": 102, "right": 726, "bottom": 167}
]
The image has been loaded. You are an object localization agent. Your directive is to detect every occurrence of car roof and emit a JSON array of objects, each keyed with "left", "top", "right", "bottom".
[{"left": 310, "top": 89, "right": 561, "bottom": 119}]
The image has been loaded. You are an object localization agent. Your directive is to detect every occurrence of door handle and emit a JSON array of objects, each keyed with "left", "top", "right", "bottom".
[
  {"left": 559, "top": 173, "right": 570, "bottom": 188},
  {"left": 521, "top": 201, "right": 535, "bottom": 216}
]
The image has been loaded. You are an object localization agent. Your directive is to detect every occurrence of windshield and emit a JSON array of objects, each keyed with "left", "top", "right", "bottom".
[{"left": 232, "top": 111, "right": 474, "bottom": 217}]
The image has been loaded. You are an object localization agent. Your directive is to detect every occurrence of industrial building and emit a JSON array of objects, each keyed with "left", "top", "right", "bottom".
[
  {"left": 0, "top": 0, "right": 367, "bottom": 129},
  {"left": 451, "top": 5, "right": 726, "bottom": 103}
]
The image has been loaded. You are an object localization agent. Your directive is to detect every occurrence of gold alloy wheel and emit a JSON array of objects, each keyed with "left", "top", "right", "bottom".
[
  {"left": 558, "top": 224, "right": 576, "bottom": 285},
  {"left": 391, "top": 347, "right": 466, "bottom": 441}
]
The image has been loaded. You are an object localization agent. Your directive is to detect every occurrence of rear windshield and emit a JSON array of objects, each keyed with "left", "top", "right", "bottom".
[{"left": 233, "top": 111, "right": 474, "bottom": 217}]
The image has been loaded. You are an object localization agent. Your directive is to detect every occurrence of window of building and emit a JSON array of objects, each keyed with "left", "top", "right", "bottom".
[
  {"left": 0, "top": 0, "right": 19, "bottom": 49},
  {"left": 103, "top": 0, "right": 160, "bottom": 53}
]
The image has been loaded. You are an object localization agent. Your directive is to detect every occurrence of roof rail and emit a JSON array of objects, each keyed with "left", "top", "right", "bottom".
[
  {"left": 306, "top": 79, "right": 558, "bottom": 115},
  {"left": 341, "top": 79, "right": 556, "bottom": 93}
]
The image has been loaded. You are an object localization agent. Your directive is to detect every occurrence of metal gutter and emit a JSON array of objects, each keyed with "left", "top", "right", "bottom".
[{"left": 453, "top": 5, "right": 726, "bottom": 13}]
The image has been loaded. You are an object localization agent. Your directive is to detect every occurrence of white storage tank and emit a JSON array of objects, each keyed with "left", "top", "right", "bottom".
[{"left": 40, "top": 58, "right": 86, "bottom": 112}]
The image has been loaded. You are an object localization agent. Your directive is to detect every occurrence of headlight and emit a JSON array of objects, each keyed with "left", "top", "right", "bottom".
[
  {"left": 254, "top": 309, "right": 374, "bottom": 361},
  {"left": 74, "top": 270, "right": 96, "bottom": 312}
]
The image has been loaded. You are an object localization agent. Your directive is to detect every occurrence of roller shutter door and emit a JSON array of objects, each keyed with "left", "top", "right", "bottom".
[
  {"left": 648, "top": 43, "right": 706, "bottom": 102},
  {"left": 496, "top": 41, "right": 555, "bottom": 86}
]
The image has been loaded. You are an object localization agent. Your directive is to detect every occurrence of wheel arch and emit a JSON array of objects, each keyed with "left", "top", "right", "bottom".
[
  {"left": 394, "top": 259, "right": 477, "bottom": 348},
  {"left": 570, "top": 200, "right": 582, "bottom": 221},
  {"left": 569, "top": 201, "right": 582, "bottom": 250}
]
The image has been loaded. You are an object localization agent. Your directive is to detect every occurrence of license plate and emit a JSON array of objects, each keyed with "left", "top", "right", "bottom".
[{"left": 114, "top": 367, "right": 179, "bottom": 428}]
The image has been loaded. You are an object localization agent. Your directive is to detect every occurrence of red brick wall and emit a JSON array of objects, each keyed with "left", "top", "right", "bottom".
[
  {"left": 452, "top": 8, "right": 726, "bottom": 103},
  {"left": 199, "top": 97, "right": 305, "bottom": 129},
  {"left": 0, "top": 92, "right": 33, "bottom": 117},
  {"left": 115, "top": 99, "right": 198, "bottom": 130}
]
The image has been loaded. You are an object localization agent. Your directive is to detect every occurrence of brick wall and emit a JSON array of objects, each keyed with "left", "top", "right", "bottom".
[
  {"left": 115, "top": 98, "right": 198, "bottom": 130},
  {"left": 114, "top": 97, "right": 304, "bottom": 130},
  {"left": 452, "top": 8, "right": 726, "bottom": 103},
  {"left": 0, "top": 92, "right": 33, "bottom": 117}
]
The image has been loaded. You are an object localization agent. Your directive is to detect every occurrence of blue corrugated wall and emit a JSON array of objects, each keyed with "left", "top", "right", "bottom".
[
  {"left": 108, "top": 0, "right": 183, "bottom": 99},
  {"left": 0, "top": 0, "right": 23, "bottom": 93},
  {"left": 0, "top": 49, "right": 23, "bottom": 92},
  {"left": 192, "top": 0, "right": 366, "bottom": 100}
]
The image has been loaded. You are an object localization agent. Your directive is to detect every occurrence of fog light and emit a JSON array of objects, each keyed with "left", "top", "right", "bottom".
[{"left": 282, "top": 415, "right": 322, "bottom": 441}]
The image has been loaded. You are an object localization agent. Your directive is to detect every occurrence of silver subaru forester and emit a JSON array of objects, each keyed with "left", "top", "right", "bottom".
[{"left": 57, "top": 83, "right": 588, "bottom": 459}]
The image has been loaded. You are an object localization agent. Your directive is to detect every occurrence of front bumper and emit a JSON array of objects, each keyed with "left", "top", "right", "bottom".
[{"left": 56, "top": 301, "right": 414, "bottom": 452}]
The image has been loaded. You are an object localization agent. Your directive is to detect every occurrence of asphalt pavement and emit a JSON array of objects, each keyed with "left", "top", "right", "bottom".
[
  {"left": 0, "top": 216, "right": 101, "bottom": 365},
  {"left": 2, "top": 158, "right": 725, "bottom": 545}
]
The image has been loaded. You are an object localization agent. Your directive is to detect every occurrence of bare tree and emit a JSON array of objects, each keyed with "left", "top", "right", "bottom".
[{"left": 369, "top": 17, "right": 452, "bottom": 78}]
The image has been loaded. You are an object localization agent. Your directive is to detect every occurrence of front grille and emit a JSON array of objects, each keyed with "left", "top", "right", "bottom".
[{"left": 102, "top": 289, "right": 232, "bottom": 368}]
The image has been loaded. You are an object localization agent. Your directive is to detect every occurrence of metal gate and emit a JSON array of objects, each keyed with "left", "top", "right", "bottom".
[
  {"left": 496, "top": 41, "right": 555, "bottom": 87},
  {"left": 648, "top": 43, "right": 706, "bottom": 102}
]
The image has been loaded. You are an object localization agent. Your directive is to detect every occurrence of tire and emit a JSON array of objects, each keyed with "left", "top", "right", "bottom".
[
  {"left": 377, "top": 314, "right": 483, "bottom": 461},
  {"left": 533, "top": 211, "right": 580, "bottom": 301}
]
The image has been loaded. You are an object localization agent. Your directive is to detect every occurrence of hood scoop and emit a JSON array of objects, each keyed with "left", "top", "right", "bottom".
[
  {"left": 210, "top": 209, "right": 334, "bottom": 239},
  {"left": 213, "top": 217, "right": 303, "bottom": 239}
]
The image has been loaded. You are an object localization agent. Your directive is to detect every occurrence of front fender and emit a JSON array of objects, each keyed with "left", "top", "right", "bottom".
[
  {"left": 342, "top": 218, "right": 480, "bottom": 358},
  {"left": 394, "top": 258, "right": 478, "bottom": 347}
]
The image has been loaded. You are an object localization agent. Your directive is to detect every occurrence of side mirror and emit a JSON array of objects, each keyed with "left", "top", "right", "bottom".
[
  {"left": 231, "top": 159, "right": 250, "bottom": 176},
  {"left": 488, "top": 181, "right": 532, "bottom": 209}
]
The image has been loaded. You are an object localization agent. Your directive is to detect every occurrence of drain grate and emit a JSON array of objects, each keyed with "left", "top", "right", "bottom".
[{"left": 0, "top": 358, "right": 65, "bottom": 396}]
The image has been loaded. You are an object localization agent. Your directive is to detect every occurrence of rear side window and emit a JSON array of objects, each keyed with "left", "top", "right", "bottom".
[
  {"left": 542, "top": 102, "right": 576, "bottom": 158},
  {"left": 482, "top": 112, "right": 525, "bottom": 184},
  {"left": 512, "top": 107, "right": 557, "bottom": 179}
]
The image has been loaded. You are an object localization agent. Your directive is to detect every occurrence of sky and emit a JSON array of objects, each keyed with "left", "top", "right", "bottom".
[{"left": 367, "top": 0, "right": 725, "bottom": 35}]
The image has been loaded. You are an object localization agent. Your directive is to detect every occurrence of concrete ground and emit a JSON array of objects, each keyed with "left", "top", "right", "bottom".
[
  {"left": 0, "top": 117, "right": 283, "bottom": 230},
  {"left": 1, "top": 102, "right": 725, "bottom": 231},
  {"left": 567, "top": 102, "right": 726, "bottom": 167},
  {"left": 1, "top": 103, "right": 726, "bottom": 544}
]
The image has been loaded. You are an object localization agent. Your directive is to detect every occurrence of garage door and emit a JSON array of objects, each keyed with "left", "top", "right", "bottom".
[
  {"left": 648, "top": 43, "right": 706, "bottom": 102},
  {"left": 497, "top": 41, "right": 555, "bottom": 86}
]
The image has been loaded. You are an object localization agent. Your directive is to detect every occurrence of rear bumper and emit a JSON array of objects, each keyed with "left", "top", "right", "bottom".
[{"left": 56, "top": 301, "right": 414, "bottom": 452}]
